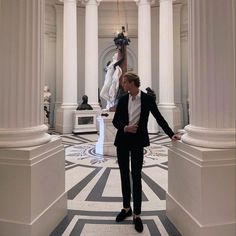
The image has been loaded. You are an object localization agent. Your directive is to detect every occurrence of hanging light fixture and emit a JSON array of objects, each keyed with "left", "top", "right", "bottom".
[
  {"left": 123, "top": 1, "right": 129, "bottom": 36},
  {"left": 115, "top": 0, "right": 128, "bottom": 36},
  {"left": 115, "top": 0, "right": 121, "bottom": 36}
]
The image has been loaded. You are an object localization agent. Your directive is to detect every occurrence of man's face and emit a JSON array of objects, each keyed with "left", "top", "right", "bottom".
[{"left": 122, "top": 76, "right": 132, "bottom": 92}]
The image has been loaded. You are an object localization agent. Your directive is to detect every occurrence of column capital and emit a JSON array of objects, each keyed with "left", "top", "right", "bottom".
[
  {"left": 80, "top": 0, "right": 100, "bottom": 6},
  {"left": 59, "top": 0, "right": 78, "bottom": 3},
  {"left": 159, "top": 0, "right": 173, "bottom": 3},
  {"left": 135, "top": 0, "right": 154, "bottom": 7}
]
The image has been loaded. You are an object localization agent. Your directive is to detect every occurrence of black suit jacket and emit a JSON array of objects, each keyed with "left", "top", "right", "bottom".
[{"left": 112, "top": 91, "right": 174, "bottom": 148}]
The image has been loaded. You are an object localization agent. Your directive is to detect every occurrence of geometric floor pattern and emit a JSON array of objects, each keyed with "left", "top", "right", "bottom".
[{"left": 50, "top": 133, "right": 182, "bottom": 236}]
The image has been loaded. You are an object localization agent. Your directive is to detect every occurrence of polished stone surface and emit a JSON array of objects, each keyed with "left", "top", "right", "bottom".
[{"left": 50, "top": 132, "right": 181, "bottom": 236}]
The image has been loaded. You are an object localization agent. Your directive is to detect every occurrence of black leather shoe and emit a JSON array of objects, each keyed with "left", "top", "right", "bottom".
[
  {"left": 116, "top": 208, "right": 132, "bottom": 222},
  {"left": 133, "top": 217, "right": 143, "bottom": 233}
]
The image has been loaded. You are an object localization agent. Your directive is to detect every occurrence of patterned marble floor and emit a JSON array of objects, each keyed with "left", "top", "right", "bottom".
[{"left": 50, "top": 133, "right": 181, "bottom": 236}]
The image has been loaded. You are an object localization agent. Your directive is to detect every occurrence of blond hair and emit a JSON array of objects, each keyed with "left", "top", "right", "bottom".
[{"left": 123, "top": 72, "right": 140, "bottom": 87}]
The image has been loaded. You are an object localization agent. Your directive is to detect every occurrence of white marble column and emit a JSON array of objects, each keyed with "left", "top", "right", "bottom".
[
  {"left": 84, "top": 0, "right": 100, "bottom": 110},
  {"left": 173, "top": 3, "right": 183, "bottom": 126},
  {"left": 0, "top": 0, "right": 51, "bottom": 148},
  {"left": 167, "top": 1, "right": 236, "bottom": 235},
  {"left": 180, "top": 3, "right": 189, "bottom": 127},
  {"left": 158, "top": 0, "right": 181, "bottom": 132},
  {"left": 136, "top": 0, "right": 152, "bottom": 90},
  {"left": 55, "top": 4, "right": 63, "bottom": 126},
  {"left": 0, "top": 1, "right": 67, "bottom": 235},
  {"left": 56, "top": 0, "right": 78, "bottom": 133},
  {"left": 136, "top": 0, "right": 158, "bottom": 133},
  {"left": 181, "top": 0, "right": 236, "bottom": 149}
]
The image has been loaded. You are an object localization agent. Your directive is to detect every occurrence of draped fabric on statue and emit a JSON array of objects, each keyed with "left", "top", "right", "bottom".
[
  {"left": 100, "top": 53, "right": 123, "bottom": 109},
  {"left": 109, "top": 66, "right": 122, "bottom": 106},
  {"left": 100, "top": 27, "right": 130, "bottom": 110}
]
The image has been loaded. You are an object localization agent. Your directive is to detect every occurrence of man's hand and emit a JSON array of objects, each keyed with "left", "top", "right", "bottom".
[
  {"left": 171, "top": 133, "right": 181, "bottom": 141},
  {"left": 124, "top": 125, "right": 138, "bottom": 133}
]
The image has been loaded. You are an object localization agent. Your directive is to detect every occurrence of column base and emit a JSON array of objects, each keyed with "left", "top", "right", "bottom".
[
  {"left": 55, "top": 105, "right": 77, "bottom": 134},
  {"left": 0, "top": 125, "right": 51, "bottom": 148},
  {"left": 166, "top": 141, "right": 236, "bottom": 236},
  {"left": 182, "top": 125, "right": 236, "bottom": 149},
  {"left": 158, "top": 104, "right": 181, "bottom": 132},
  {"left": 95, "top": 112, "right": 116, "bottom": 157},
  {"left": 0, "top": 136, "right": 67, "bottom": 236}
]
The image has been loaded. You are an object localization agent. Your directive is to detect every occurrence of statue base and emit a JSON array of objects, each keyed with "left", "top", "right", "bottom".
[
  {"left": 95, "top": 112, "right": 116, "bottom": 157},
  {"left": 73, "top": 110, "right": 97, "bottom": 134}
]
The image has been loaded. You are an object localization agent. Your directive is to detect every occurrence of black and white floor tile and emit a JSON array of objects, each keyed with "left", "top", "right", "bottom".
[{"left": 50, "top": 133, "right": 181, "bottom": 236}]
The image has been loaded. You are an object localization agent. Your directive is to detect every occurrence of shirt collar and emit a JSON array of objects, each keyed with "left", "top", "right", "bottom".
[{"left": 129, "top": 89, "right": 141, "bottom": 99}]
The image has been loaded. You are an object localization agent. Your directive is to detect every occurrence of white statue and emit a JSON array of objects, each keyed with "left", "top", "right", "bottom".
[
  {"left": 100, "top": 52, "right": 122, "bottom": 110},
  {"left": 44, "top": 85, "right": 51, "bottom": 104}
]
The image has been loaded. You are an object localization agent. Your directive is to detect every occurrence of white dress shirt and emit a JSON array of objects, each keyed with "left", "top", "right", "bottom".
[{"left": 128, "top": 90, "right": 141, "bottom": 125}]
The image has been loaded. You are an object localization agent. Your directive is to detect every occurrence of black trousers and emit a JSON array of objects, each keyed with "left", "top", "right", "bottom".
[{"left": 117, "top": 145, "right": 144, "bottom": 215}]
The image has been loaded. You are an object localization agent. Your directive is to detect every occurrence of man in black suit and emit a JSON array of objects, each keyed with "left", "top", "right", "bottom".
[{"left": 112, "top": 72, "right": 180, "bottom": 233}]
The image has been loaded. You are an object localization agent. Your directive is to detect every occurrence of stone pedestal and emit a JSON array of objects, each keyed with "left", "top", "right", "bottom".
[
  {"left": 96, "top": 112, "right": 116, "bottom": 157},
  {"left": 44, "top": 102, "right": 50, "bottom": 126},
  {"left": 167, "top": 141, "right": 236, "bottom": 236},
  {"left": 73, "top": 110, "right": 97, "bottom": 133},
  {"left": 0, "top": 137, "right": 67, "bottom": 236}
]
